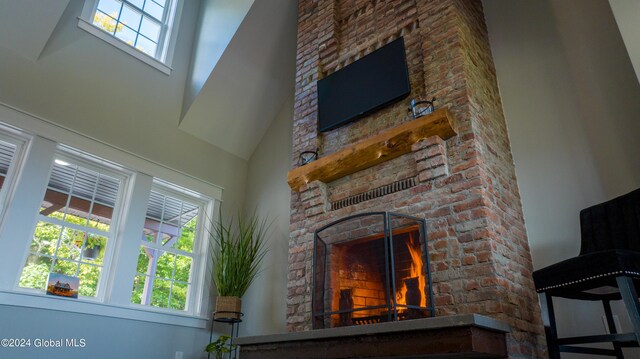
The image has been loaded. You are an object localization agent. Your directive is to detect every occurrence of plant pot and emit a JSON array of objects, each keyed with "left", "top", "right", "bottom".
[
  {"left": 214, "top": 296, "right": 242, "bottom": 320},
  {"left": 83, "top": 245, "right": 101, "bottom": 260}
]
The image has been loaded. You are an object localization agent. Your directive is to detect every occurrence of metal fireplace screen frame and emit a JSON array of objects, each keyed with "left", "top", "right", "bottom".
[{"left": 312, "top": 212, "right": 435, "bottom": 329}]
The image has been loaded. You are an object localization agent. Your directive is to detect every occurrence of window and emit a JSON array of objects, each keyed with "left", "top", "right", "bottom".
[
  {"left": 78, "top": 0, "right": 182, "bottom": 73},
  {"left": 0, "top": 106, "right": 221, "bottom": 326},
  {"left": 18, "top": 152, "right": 125, "bottom": 298},
  {"left": 0, "top": 131, "right": 26, "bottom": 217},
  {"left": 0, "top": 140, "right": 18, "bottom": 187},
  {"left": 131, "top": 182, "right": 204, "bottom": 311}
]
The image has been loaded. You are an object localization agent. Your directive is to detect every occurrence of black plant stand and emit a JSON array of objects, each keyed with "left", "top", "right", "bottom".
[{"left": 208, "top": 311, "right": 243, "bottom": 359}]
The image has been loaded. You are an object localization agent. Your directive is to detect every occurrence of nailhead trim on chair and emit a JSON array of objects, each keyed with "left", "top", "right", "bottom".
[{"left": 536, "top": 270, "right": 640, "bottom": 292}]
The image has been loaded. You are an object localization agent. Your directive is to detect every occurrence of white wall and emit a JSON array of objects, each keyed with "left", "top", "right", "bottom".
[
  {"left": 0, "top": 305, "right": 210, "bottom": 359},
  {"left": 239, "top": 97, "right": 293, "bottom": 336},
  {"left": 0, "top": 0, "right": 248, "bottom": 213},
  {"left": 182, "top": 0, "right": 254, "bottom": 117},
  {"left": 483, "top": 0, "right": 640, "bottom": 356},
  {"left": 609, "top": 0, "right": 640, "bottom": 85}
]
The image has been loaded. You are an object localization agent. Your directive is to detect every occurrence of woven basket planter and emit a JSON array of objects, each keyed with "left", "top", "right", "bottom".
[{"left": 214, "top": 296, "right": 242, "bottom": 320}]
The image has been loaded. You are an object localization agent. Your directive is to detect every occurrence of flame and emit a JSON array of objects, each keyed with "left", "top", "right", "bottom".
[{"left": 395, "top": 233, "right": 427, "bottom": 308}]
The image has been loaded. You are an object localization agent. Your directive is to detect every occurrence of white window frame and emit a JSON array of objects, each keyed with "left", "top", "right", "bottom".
[
  {"left": 77, "top": 0, "right": 184, "bottom": 75},
  {"left": 0, "top": 104, "right": 223, "bottom": 327},
  {"left": 0, "top": 125, "right": 29, "bottom": 229},
  {"left": 15, "top": 149, "right": 130, "bottom": 302},
  {"left": 131, "top": 179, "right": 212, "bottom": 315}
]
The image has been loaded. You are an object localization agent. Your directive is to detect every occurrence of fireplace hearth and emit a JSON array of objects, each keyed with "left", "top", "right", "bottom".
[{"left": 312, "top": 212, "right": 435, "bottom": 329}]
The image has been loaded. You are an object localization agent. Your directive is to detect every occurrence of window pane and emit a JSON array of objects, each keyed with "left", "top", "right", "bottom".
[
  {"left": 88, "top": 214, "right": 111, "bottom": 232},
  {"left": 135, "top": 35, "right": 157, "bottom": 57},
  {"left": 158, "top": 230, "right": 174, "bottom": 246},
  {"left": 144, "top": 0, "right": 165, "bottom": 20},
  {"left": 78, "top": 264, "right": 101, "bottom": 297},
  {"left": 0, "top": 140, "right": 17, "bottom": 181},
  {"left": 173, "top": 216, "right": 196, "bottom": 252},
  {"left": 131, "top": 274, "right": 147, "bottom": 304},
  {"left": 128, "top": 0, "right": 145, "bottom": 10},
  {"left": 170, "top": 281, "right": 188, "bottom": 310},
  {"left": 52, "top": 259, "right": 78, "bottom": 277},
  {"left": 152, "top": 0, "right": 167, "bottom": 8},
  {"left": 115, "top": 24, "right": 138, "bottom": 46},
  {"left": 19, "top": 255, "right": 52, "bottom": 290},
  {"left": 156, "top": 251, "right": 175, "bottom": 280},
  {"left": 63, "top": 211, "right": 88, "bottom": 228},
  {"left": 89, "top": 176, "right": 117, "bottom": 232},
  {"left": 136, "top": 246, "right": 150, "bottom": 273},
  {"left": 146, "top": 191, "right": 165, "bottom": 220},
  {"left": 162, "top": 195, "right": 182, "bottom": 222},
  {"left": 119, "top": 3, "right": 142, "bottom": 31},
  {"left": 94, "top": 10, "right": 120, "bottom": 35},
  {"left": 96, "top": 175, "right": 119, "bottom": 207},
  {"left": 30, "top": 221, "right": 62, "bottom": 255},
  {"left": 140, "top": 16, "right": 161, "bottom": 42},
  {"left": 160, "top": 196, "right": 181, "bottom": 244},
  {"left": 151, "top": 278, "right": 170, "bottom": 308},
  {"left": 96, "top": 0, "right": 123, "bottom": 18},
  {"left": 0, "top": 137, "right": 21, "bottom": 216},
  {"left": 58, "top": 227, "right": 84, "bottom": 261},
  {"left": 82, "top": 233, "right": 107, "bottom": 265},
  {"left": 40, "top": 190, "right": 69, "bottom": 219},
  {"left": 174, "top": 254, "right": 191, "bottom": 282},
  {"left": 71, "top": 167, "right": 99, "bottom": 201},
  {"left": 143, "top": 230, "right": 157, "bottom": 244},
  {"left": 48, "top": 161, "right": 76, "bottom": 194}
]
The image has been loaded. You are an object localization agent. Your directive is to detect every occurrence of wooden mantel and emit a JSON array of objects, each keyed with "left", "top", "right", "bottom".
[{"left": 287, "top": 108, "right": 457, "bottom": 191}]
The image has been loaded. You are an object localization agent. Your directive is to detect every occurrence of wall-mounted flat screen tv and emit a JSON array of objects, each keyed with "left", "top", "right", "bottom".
[{"left": 317, "top": 37, "right": 411, "bottom": 132}]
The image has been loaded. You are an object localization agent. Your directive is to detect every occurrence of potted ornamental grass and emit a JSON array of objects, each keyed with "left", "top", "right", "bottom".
[{"left": 209, "top": 213, "right": 270, "bottom": 320}]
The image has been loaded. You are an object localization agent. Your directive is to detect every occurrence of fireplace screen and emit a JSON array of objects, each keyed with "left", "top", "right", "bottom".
[{"left": 312, "top": 212, "right": 434, "bottom": 329}]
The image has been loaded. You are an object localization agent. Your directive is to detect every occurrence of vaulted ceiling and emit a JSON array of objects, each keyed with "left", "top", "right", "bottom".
[
  {"left": 179, "top": 0, "right": 298, "bottom": 160},
  {"left": 0, "top": 0, "right": 70, "bottom": 61},
  {"left": 0, "top": 0, "right": 298, "bottom": 161}
]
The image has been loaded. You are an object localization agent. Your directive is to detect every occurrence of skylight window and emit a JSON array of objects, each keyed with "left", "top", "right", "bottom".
[
  {"left": 79, "top": 0, "right": 183, "bottom": 74},
  {"left": 94, "top": 0, "right": 166, "bottom": 58}
]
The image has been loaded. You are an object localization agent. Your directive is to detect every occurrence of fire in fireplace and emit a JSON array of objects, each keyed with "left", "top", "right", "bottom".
[{"left": 312, "top": 212, "right": 434, "bottom": 329}]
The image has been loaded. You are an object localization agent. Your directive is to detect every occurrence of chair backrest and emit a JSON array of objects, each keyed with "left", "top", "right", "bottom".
[{"left": 579, "top": 188, "right": 640, "bottom": 255}]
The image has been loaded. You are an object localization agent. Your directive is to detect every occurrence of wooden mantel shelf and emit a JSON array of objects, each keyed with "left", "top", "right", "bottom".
[{"left": 287, "top": 108, "right": 457, "bottom": 191}]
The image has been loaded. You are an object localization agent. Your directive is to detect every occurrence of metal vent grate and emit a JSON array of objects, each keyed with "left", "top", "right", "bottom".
[{"left": 331, "top": 177, "right": 416, "bottom": 211}]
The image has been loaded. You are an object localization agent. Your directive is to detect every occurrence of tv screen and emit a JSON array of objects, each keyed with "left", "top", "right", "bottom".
[{"left": 317, "top": 37, "right": 411, "bottom": 132}]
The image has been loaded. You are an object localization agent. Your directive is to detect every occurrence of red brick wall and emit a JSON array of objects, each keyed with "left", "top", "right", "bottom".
[
  {"left": 289, "top": 1, "right": 545, "bottom": 357},
  {"left": 333, "top": 239, "right": 387, "bottom": 314}
]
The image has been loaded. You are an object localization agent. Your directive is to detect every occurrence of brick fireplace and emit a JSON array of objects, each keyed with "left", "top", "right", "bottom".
[{"left": 288, "top": 0, "right": 546, "bottom": 357}]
